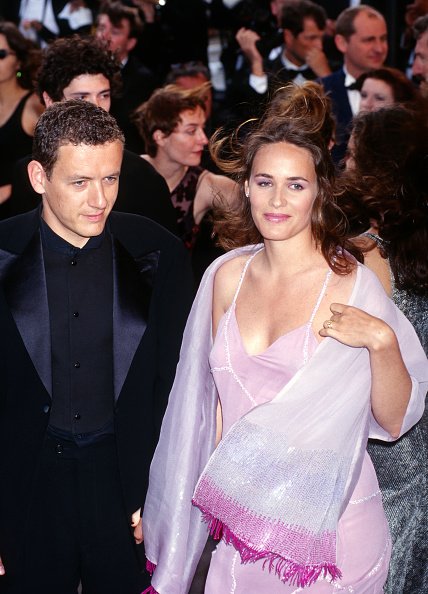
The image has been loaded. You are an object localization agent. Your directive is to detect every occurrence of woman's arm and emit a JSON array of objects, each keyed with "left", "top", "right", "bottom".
[
  {"left": 194, "top": 172, "right": 238, "bottom": 224},
  {"left": 320, "top": 303, "right": 412, "bottom": 438}
]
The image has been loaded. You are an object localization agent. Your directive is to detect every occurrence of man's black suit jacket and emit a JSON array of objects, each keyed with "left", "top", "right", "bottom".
[
  {"left": 0, "top": 209, "right": 193, "bottom": 576},
  {"left": 6, "top": 150, "right": 178, "bottom": 235},
  {"left": 320, "top": 68, "right": 353, "bottom": 165},
  {"left": 110, "top": 55, "right": 157, "bottom": 154}
]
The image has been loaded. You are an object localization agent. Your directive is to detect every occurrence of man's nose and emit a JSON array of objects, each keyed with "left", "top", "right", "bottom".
[
  {"left": 89, "top": 184, "right": 108, "bottom": 208},
  {"left": 412, "top": 57, "right": 423, "bottom": 77}
]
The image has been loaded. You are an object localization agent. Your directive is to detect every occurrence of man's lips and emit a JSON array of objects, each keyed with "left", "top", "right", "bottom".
[{"left": 84, "top": 212, "right": 105, "bottom": 222}]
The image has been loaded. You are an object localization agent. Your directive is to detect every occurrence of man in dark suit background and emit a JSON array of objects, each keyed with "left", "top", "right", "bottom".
[
  {"left": 230, "top": 0, "right": 331, "bottom": 120},
  {"left": 0, "top": 99, "right": 193, "bottom": 593},
  {"left": 8, "top": 35, "right": 178, "bottom": 234},
  {"left": 320, "top": 4, "right": 388, "bottom": 164},
  {"left": 96, "top": 0, "right": 157, "bottom": 153}
]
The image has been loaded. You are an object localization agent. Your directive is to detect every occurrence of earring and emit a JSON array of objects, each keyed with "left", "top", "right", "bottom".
[{"left": 16, "top": 70, "right": 22, "bottom": 78}]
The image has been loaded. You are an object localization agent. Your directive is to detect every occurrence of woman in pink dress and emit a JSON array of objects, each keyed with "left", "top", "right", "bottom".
[{"left": 142, "top": 83, "right": 428, "bottom": 594}]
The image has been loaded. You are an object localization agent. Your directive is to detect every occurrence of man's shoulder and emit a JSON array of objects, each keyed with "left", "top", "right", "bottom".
[
  {"left": 0, "top": 209, "right": 39, "bottom": 252},
  {"left": 109, "top": 211, "right": 182, "bottom": 252},
  {"left": 122, "top": 150, "right": 162, "bottom": 181},
  {"left": 320, "top": 68, "right": 345, "bottom": 90},
  {"left": 123, "top": 55, "right": 155, "bottom": 81}
]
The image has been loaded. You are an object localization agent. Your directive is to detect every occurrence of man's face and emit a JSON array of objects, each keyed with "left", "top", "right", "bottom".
[
  {"left": 284, "top": 18, "right": 325, "bottom": 66},
  {"left": 29, "top": 142, "right": 122, "bottom": 248},
  {"left": 336, "top": 12, "right": 388, "bottom": 78},
  {"left": 96, "top": 14, "right": 136, "bottom": 62},
  {"left": 43, "top": 74, "right": 112, "bottom": 111},
  {"left": 413, "top": 30, "right": 428, "bottom": 82}
]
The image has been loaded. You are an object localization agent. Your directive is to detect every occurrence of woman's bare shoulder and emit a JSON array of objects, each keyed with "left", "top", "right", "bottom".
[
  {"left": 22, "top": 92, "right": 44, "bottom": 135},
  {"left": 213, "top": 254, "right": 248, "bottom": 311}
]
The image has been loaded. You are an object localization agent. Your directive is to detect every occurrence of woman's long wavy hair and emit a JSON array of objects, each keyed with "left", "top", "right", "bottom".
[
  {"left": 338, "top": 105, "right": 428, "bottom": 295},
  {"left": 210, "top": 82, "right": 361, "bottom": 274}
]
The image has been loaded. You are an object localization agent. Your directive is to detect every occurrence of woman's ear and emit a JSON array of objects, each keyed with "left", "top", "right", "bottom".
[
  {"left": 153, "top": 130, "right": 166, "bottom": 146},
  {"left": 244, "top": 180, "right": 250, "bottom": 198}
]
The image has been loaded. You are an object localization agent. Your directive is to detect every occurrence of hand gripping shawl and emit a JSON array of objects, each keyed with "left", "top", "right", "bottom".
[{"left": 142, "top": 245, "right": 428, "bottom": 594}]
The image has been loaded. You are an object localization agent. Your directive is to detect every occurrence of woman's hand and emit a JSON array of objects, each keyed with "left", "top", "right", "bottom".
[
  {"left": 319, "top": 303, "right": 395, "bottom": 352},
  {"left": 320, "top": 303, "right": 412, "bottom": 438}
]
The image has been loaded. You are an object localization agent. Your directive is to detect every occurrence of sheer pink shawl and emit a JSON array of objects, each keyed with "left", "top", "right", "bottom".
[{"left": 143, "top": 245, "right": 428, "bottom": 594}]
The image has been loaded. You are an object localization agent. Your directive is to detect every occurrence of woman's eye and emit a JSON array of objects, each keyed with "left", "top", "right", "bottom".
[{"left": 290, "top": 183, "right": 303, "bottom": 190}]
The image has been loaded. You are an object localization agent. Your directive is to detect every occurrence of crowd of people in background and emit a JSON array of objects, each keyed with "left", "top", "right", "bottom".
[{"left": 0, "top": 1, "right": 427, "bottom": 594}]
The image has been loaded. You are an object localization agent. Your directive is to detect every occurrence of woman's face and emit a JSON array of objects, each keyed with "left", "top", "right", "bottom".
[
  {"left": 246, "top": 141, "right": 318, "bottom": 244},
  {"left": 0, "top": 34, "right": 20, "bottom": 85},
  {"left": 344, "top": 133, "right": 356, "bottom": 171},
  {"left": 156, "top": 106, "right": 208, "bottom": 167},
  {"left": 359, "top": 78, "right": 395, "bottom": 112}
]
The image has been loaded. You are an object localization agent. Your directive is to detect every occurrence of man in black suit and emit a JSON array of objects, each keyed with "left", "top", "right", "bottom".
[
  {"left": 231, "top": 0, "right": 331, "bottom": 120},
  {"left": 7, "top": 35, "right": 178, "bottom": 234},
  {"left": 320, "top": 4, "right": 388, "bottom": 164},
  {"left": 96, "top": 0, "right": 157, "bottom": 153},
  {"left": 0, "top": 99, "right": 193, "bottom": 593}
]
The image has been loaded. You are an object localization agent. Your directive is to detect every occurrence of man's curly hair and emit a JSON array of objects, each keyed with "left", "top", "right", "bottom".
[{"left": 37, "top": 35, "right": 122, "bottom": 104}]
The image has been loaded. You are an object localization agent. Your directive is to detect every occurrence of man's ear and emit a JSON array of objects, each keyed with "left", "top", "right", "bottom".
[
  {"left": 126, "top": 36, "right": 137, "bottom": 54},
  {"left": 27, "top": 160, "right": 48, "bottom": 195},
  {"left": 334, "top": 34, "right": 348, "bottom": 55},
  {"left": 283, "top": 28, "right": 293, "bottom": 48},
  {"left": 42, "top": 91, "right": 54, "bottom": 107}
]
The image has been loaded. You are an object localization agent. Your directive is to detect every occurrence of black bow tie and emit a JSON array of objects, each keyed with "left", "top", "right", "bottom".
[
  {"left": 345, "top": 81, "right": 359, "bottom": 90},
  {"left": 278, "top": 66, "right": 316, "bottom": 81}
]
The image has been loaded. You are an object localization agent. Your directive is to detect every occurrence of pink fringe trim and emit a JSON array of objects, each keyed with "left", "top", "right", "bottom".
[
  {"left": 194, "top": 503, "right": 342, "bottom": 589},
  {"left": 141, "top": 559, "right": 159, "bottom": 594}
]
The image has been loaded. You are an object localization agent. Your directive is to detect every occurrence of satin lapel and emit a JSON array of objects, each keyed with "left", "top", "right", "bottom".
[
  {"left": 112, "top": 237, "right": 160, "bottom": 401},
  {"left": 2, "top": 232, "right": 52, "bottom": 396}
]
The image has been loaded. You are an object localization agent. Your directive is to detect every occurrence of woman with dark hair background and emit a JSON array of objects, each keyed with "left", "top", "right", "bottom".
[
  {"left": 0, "top": 21, "right": 43, "bottom": 214},
  {"left": 340, "top": 104, "right": 428, "bottom": 594},
  {"left": 134, "top": 83, "right": 237, "bottom": 283},
  {"left": 356, "top": 66, "right": 422, "bottom": 112}
]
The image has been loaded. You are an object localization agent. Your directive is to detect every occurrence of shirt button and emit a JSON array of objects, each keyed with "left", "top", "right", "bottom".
[
  {"left": 71, "top": 259, "right": 77, "bottom": 266},
  {"left": 74, "top": 413, "right": 81, "bottom": 420},
  {"left": 74, "top": 361, "right": 80, "bottom": 368},
  {"left": 42, "top": 404, "right": 50, "bottom": 414},
  {"left": 73, "top": 311, "right": 79, "bottom": 318}
]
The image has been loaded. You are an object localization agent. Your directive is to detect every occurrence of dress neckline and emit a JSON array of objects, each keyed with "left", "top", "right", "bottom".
[
  {"left": 229, "top": 303, "right": 318, "bottom": 359},
  {"left": 228, "top": 248, "right": 332, "bottom": 360}
]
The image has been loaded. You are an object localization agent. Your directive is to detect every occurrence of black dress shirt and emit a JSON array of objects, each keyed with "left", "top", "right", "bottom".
[{"left": 41, "top": 218, "right": 114, "bottom": 445}]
